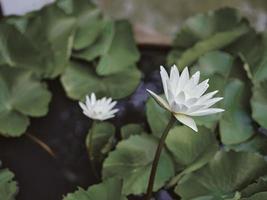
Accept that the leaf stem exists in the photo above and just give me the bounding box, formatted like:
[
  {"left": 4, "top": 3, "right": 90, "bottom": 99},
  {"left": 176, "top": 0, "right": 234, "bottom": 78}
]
[
  {"left": 145, "top": 115, "right": 176, "bottom": 200},
  {"left": 87, "top": 121, "right": 100, "bottom": 180}
]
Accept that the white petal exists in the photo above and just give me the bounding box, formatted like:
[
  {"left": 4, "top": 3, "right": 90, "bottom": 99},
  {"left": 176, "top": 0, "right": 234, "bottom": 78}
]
[
  {"left": 189, "top": 108, "right": 225, "bottom": 116},
  {"left": 196, "top": 90, "right": 218, "bottom": 105},
  {"left": 160, "top": 66, "right": 170, "bottom": 99},
  {"left": 147, "top": 89, "right": 170, "bottom": 111},
  {"left": 174, "top": 114, "right": 198, "bottom": 132},
  {"left": 79, "top": 102, "right": 88, "bottom": 112},
  {"left": 175, "top": 91, "right": 186, "bottom": 104},
  {"left": 185, "top": 98, "right": 198, "bottom": 106},
  {"left": 203, "top": 97, "right": 223, "bottom": 109},
  {"left": 178, "top": 67, "right": 189, "bottom": 90},
  {"left": 91, "top": 93, "right": 96, "bottom": 105},
  {"left": 195, "top": 79, "right": 209, "bottom": 97},
  {"left": 192, "top": 71, "right": 200, "bottom": 85}
]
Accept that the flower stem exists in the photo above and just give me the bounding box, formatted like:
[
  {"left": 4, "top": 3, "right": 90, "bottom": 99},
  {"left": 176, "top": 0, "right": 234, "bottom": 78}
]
[
  {"left": 145, "top": 115, "right": 176, "bottom": 200},
  {"left": 87, "top": 121, "right": 100, "bottom": 180}
]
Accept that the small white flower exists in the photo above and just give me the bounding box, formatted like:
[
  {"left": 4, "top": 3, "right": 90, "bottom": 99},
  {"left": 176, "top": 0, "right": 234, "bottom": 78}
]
[
  {"left": 79, "top": 93, "right": 119, "bottom": 121},
  {"left": 147, "top": 65, "right": 224, "bottom": 132}
]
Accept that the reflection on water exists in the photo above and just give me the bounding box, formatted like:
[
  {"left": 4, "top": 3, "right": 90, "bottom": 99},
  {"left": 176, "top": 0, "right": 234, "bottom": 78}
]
[{"left": 97, "top": 0, "right": 267, "bottom": 43}]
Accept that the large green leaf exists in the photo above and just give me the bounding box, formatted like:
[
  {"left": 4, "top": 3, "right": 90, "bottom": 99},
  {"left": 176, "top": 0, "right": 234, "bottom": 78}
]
[
  {"left": 95, "top": 20, "right": 140, "bottom": 76},
  {"left": 63, "top": 178, "right": 126, "bottom": 200},
  {"left": 251, "top": 81, "right": 267, "bottom": 129},
  {"left": 0, "top": 23, "right": 40, "bottom": 68},
  {"left": 175, "top": 151, "right": 267, "bottom": 200},
  {"left": 0, "top": 67, "right": 51, "bottom": 137},
  {"left": 166, "top": 126, "right": 218, "bottom": 171},
  {"left": 165, "top": 126, "right": 218, "bottom": 188},
  {"left": 102, "top": 134, "right": 175, "bottom": 195},
  {"left": 241, "top": 177, "right": 267, "bottom": 198},
  {"left": 173, "top": 8, "right": 243, "bottom": 48},
  {"left": 72, "top": 20, "right": 115, "bottom": 62},
  {"left": 85, "top": 122, "right": 115, "bottom": 162},
  {"left": 120, "top": 123, "right": 143, "bottom": 139},
  {"left": 242, "top": 192, "right": 267, "bottom": 200},
  {"left": 58, "top": 0, "right": 104, "bottom": 50},
  {"left": 0, "top": 168, "right": 18, "bottom": 200},
  {"left": 146, "top": 96, "right": 171, "bottom": 138},
  {"left": 219, "top": 79, "right": 254, "bottom": 145},
  {"left": 24, "top": 4, "right": 76, "bottom": 78},
  {"left": 60, "top": 61, "right": 141, "bottom": 100}
]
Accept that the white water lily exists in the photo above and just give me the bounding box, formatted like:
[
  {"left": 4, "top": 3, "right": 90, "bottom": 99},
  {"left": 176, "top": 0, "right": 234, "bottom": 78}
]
[
  {"left": 147, "top": 65, "right": 224, "bottom": 132},
  {"left": 79, "top": 93, "right": 119, "bottom": 121}
]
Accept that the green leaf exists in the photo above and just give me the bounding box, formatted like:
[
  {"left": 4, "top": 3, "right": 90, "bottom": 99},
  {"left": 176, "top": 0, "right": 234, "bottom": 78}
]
[
  {"left": 241, "top": 177, "right": 267, "bottom": 198},
  {"left": 102, "top": 135, "right": 175, "bottom": 195},
  {"left": 251, "top": 81, "right": 267, "bottom": 129},
  {"left": 120, "top": 123, "right": 143, "bottom": 139},
  {"left": 0, "top": 67, "right": 51, "bottom": 137},
  {"left": 72, "top": 20, "right": 115, "bottom": 62},
  {"left": 96, "top": 20, "right": 140, "bottom": 76},
  {"left": 0, "top": 168, "right": 18, "bottom": 200},
  {"left": 63, "top": 178, "right": 126, "bottom": 200},
  {"left": 0, "top": 23, "right": 41, "bottom": 68},
  {"left": 242, "top": 192, "right": 267, "bottom": 200},
  {"left": 166, "top": 126, "right": 218, "bottom": 170},
  {"left": 175, "top": 151, "right": 267, "bottom": 199},
  {"left": 165, "top": 126, "right": 218, "bottom": 188},
  {"left": 174, "top": 7, "right": 243, "bottom": 48},
  {"left": 219, "top": 79, "right": 254, "bottom": 145},
  {"left": 24, "top": 4, "right": 76, "bottom": 78},
  {"left": 146, "top": 96, "right": 171, "bottom": 138},
  {"left": 60, "top": 61, "right": 141, "bottom": 100},
  {"left": 86, "top": 122, "right": 115, "bottom": 161},
  {"left": 176, "top": 23, "right": 248, "bottom": 69}
]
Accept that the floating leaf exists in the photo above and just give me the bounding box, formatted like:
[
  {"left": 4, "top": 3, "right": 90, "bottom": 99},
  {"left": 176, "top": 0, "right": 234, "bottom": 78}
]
[
  {"left": 220, "top": 79, "right": 254, "bottom": 145},
  {"left": 95, "top": 20, "right": 140, "bottom": 76},
  {"left": 146, "top": 96, "right": 171, "bottom": 138},
  {"left": 60, "top": 61, "right": 141, "bottom": 100},
  {"left": 242, "top": 192, "right": 267, "bottom": 200},
  {"left": 102, "top": 135, "right": 175, "bottom": 195},
  {"left": 24, "top": 4, "right": 76, "bottom": 78},
  {"left": 86, "top": 122, "right": 115, "bottom": 162},
  {"left": 72, "top": 20, "right": 114, "bottom": 62},
  {"left": 174, "top": 8, "right": 243, "bottom": 48},
  {"left": 165, "top": 126, "right": 218, "bottom": 188},
  {"left": 175, "top": 151, "right": 267, "bottom": 199},
  {"left": 63, "top": 178, "right": 126, "bottom": 200},
  {"left": 241, "top": 177, "right": 267, "bottom": 198},
  {"left": 120, "top": 123, "right": 143, "bottom": 139},
  {"left": 0, "top": 67, "right": 51, "bottom": 137},
  {"left": 0, "top": 168, "right": 18, "bottom": 200}
]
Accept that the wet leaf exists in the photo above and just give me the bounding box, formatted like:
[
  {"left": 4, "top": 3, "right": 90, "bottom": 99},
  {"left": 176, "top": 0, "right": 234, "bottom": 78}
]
[
  {"left": 175, "top": 151, "right": 267, "bottom": 199},
  {"left": 0, "top": 67, "right": 52, "bottom": 137},
  {"left": 60, "top": 61, "right": 141, "bottom": 100},
  {"left": 120, "top": 123, "right": 143, "bottom": 139},
  {"left": 102, "top": 135, "right": 175, "bottom": 195},
  {"left": 0, "top": 168, "right": 18, "bottom": 200},
  {"left": 220, "top": 79, "right": 254, "bottom": 145},
  {"left": 63, "top": 178, "right": 126, "bottom": 200}
]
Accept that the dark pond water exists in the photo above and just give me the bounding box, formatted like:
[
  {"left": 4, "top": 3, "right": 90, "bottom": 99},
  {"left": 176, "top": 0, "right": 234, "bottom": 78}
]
[{"left": 0, "top": 46, "right": 171, "bottom": 200}]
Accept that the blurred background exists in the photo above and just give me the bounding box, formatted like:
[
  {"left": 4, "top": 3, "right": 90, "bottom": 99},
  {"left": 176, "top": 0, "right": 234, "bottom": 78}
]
[{"left": 1, "top": 0, "right": 267, "bottom": 45}]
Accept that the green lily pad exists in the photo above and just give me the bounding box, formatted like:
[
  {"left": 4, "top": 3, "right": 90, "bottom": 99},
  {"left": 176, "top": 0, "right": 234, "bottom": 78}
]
[
  {"left": 175, "top": 151, "right": 267, "bottom": 199},
  {"left": 241, "top": 177, "right": 267, "bottom": 198},
  {"left": 60, "top": 61, "right": 141, "bottom": 100},
  {"left": 0, "top": 168, "right": 18, "bottom": 200},
  {"left": 174, "top": 8, "right": 243, "bottom": 48},
  {"left": 0, "top": 67, "right": 52, "bottom": 137},
  {"left": 251, "top": 81, "right": 267, "bottom": 129},
  {"left": 85, "top": 122, "right": 115, "bottom": 162},
  {"left": 96, "top": 20, "right": 140, "bottom": 76},
  {"left": 165, "top": 126, "right": 218, "bottom": 188},
  {"left": 242, "top": 192, "right": 267, "bottom": 200},
  {"left": 146, "top": 96, "right": 171, "bottom": 138},
  {"left": 220, "top": 79, "right": 254, "bottom": 145},
  {"left": 102, "top": 134, "right": 175, "bottom": 195},
  {"left": 120, "top": 123, "right": 143, "bottom": 139},
  {"left": 24, "top": 4, "right": 76, "bottom": 78},
  {"left": 63, "top": 178, "right": 126, "bottom": 200},
  {"left": 72, "top": 20, "right": 114, "bottom": 62}
]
